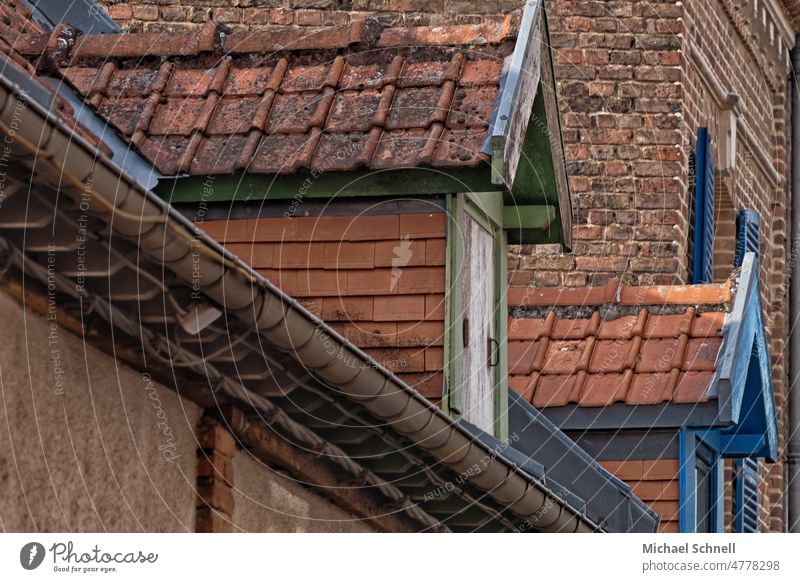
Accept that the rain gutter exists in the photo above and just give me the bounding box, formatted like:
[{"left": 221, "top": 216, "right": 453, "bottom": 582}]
[{"left": 0, "top": 70, "right": 600, "bottom": 533}]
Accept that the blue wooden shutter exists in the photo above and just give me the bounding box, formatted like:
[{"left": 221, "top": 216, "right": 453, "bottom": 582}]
[
  {"left": 734, "top": 209, "right": 760, "bottom": 268},
  {"left": 734, "top": 458, "right": 760, "bottom": 532},
  {"left": 732, "top": 209, "right": 761, "bottom": 532},
  {"left": 692, "top": 128, "right": 715, "bottom": 283}
]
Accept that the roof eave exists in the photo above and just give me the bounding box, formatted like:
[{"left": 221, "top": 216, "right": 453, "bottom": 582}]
[{"left": 0, "top": 68, "right": 599, "bottom": 533}]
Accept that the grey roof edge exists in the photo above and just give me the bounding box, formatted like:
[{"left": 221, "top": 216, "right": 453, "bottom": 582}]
[
  {"left": 507, "top": 391, "right": 660, "bottom": 532},
  {"left": 21, "top": 0, "right": 122, "bottom": 34},
  {"left": 0, "top": 71, "right": 599, "bottom": 533}
]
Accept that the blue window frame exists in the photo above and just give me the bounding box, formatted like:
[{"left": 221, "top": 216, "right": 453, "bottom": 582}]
[{"left": 679, "top": 429, "right": 724, "bottom": 532}]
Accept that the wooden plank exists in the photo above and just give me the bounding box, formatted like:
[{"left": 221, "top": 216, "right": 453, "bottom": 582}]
[
  {"left": 157, "top": 167, "right": 495, "bottom": 204},
  {"left": 460, "top": 212, "right": 495, "bottom": 433},
  {"left": 502, "top": 204, "right": 556, "bottom": 230},
  {"left": 489, "top": 1, "right": 543, "bottom": 189}
]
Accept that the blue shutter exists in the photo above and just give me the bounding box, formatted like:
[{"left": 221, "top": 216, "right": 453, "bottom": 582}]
[
  {"left": 692, "top": 128, "right": 715, "bottom": 283},
  {"left": 734, "top": 458, "right": 760, "bottom": 532},
  {"left": 734, "top": 209, "right": 760, "bottom": 268},
  {"left": 732, "top": 211, "right": 761, "bottom": 532}
]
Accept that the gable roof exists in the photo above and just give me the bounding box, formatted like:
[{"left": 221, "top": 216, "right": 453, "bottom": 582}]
[
  {"left": 9, "top": 16, "right": 518, "bottom": 177},
  {"left": 1, "top": 6, "right": 638, "bottom": 530},
  {"left": 509, "top": 259, "right": 778, "bottom": 461}
]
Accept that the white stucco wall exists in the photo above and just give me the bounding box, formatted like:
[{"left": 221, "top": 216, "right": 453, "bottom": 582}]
[
  {"left": 0, "top": 292, "right": 201, "bottom": 532},
  {"left": 231, "top": 451, "right": 374, "bottom": 532}
]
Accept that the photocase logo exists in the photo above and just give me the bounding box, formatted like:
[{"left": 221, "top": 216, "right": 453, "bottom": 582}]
[
  {"left": 390, "top": 236, "right": 413, "bottom": 291},
  {"left": 20, "top": 542, "right": 46, "bottom": 570}
]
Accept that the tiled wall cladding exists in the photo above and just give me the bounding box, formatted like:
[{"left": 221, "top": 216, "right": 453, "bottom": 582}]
[{"left": 201, "top": 212, "right": 447, "bottom": 401}]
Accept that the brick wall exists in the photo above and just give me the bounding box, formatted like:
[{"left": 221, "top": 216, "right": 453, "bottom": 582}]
[
  {"left": 96, "top": 0, "right": 793, "bottom": 532},
  {"left": 99, "top": 0, "right": 520, "bottom": 30}
]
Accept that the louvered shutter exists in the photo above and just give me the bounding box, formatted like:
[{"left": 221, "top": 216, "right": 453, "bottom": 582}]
[
  {"left": 692, "top": 128, "right": 715, "bottom": 283},
  {"left": 732, "top": 209, "right": 761, "bottom": 532},
  {"left": 734, "top": 209, "right": 760, "bottom": 268},
  {"left": 734, "top": 458, "right": 760, "bottom": 532}
]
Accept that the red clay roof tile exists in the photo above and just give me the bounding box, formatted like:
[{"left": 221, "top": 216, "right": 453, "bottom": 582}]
[
  {"left": 447, "top": 86, "right": 498, "bottom": 129},
  {"left": 507, "top": 275, "right": 735, "bottom": 409},
  {"left": 31, "top": 18, "right": 515, "bottom": 177},
  {"left": 326, "top": 89, "right": 385, "bottom": 133}
]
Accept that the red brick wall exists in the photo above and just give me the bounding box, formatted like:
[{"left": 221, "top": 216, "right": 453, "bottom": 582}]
[
  {"left": 201, "top": 210, "right": 447, "bottom": 402},
  {"left": 99, "top": 0, "right": 520, "bottom": 30},
  {"left": 97, "top": 0, "right": 792, "bottom": 532}
]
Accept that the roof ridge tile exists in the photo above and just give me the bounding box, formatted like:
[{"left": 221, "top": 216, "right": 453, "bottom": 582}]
[{"left": 224, "top": 21, "right": 369, "bottom": 54}]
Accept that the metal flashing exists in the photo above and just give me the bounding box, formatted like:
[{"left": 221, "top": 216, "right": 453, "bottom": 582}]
[
  {"left": 21, "top": 0, "right": 122, "bottom": 33},
  {"left": 508, "top": 391, "right": 660, "bottom": 532},
  {"left": 540, "top": 401, "right": 722, "bottom": 431}
]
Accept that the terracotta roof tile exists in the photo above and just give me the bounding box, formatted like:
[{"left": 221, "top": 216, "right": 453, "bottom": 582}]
[
  {"left": 674, "top": 371, "right": 715, "bottom": 403},
  {"left": 531, "top": 374, "right": 574, "bottom": 408},
  {"left": 371, "top": 128, "right": 431, "bottom": 169},
  {"left": 385, "top": 85, "right": 451, "bottom": 130},
  {"left": 326, "top": 89, "right": 383, "bottom": 133},
  {"left": 96, "top": 98, "right": 144, "bottom": 136},
  {"left": 151, "top": 98, "right": 209, "bottom": 136},
  {"left": 28, "top": 19, "right": 515, "bottom": 177},
  {"left": 190, "top": 134, "right": 253, "bottom": 175},
  {"left": 312, "top": 132, "right": 371, "bottom": 172},
  {"left": 542, "top": 340, "right": 590, "bottom": 375},
  {"left": 507, "top": 276, "right": 736, "bottom": 409},
  {"left": 682, "top": 338, "right": 722, "bottom": 371},
  {"left": 208, "top": 96, "right": 264, "bottom": 134},
  {"left": 581, "top": 371, "right": 631, "bottom": 407},
  {"left": 447, "top": 86, "right": 498, "bottom": 129},
  {"left": 164, "top": 67, "right": 215, "bottom": 97},
  {"left": 459, "top": 59, "right": 505, "bottom": 87},
  {"left": 432, "top": 128, "right": 489, "bottom": 167}
]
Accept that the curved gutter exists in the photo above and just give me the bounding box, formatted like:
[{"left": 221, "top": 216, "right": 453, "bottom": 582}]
[{"left": 0, "top": 74, "right": 598, "bottom": 533}]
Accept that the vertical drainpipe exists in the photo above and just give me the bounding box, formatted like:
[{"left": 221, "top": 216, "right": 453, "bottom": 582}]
[{"left": 790, "top": 37, "right": 800, "bottom": 533}]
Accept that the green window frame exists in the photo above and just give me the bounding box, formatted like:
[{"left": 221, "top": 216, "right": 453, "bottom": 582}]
[{"left": 443, "top": 192, "right": 508, "bottom": 441}]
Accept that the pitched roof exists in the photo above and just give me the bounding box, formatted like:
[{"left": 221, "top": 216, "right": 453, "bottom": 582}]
[
  {"left": 508, "top": 277, "right": 733, "bottom": 409},
  {"left": 9, "top": 17, "right": 519, "bottom": 176}
]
